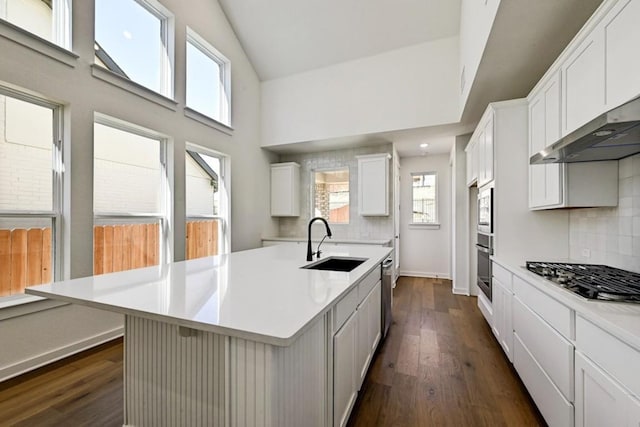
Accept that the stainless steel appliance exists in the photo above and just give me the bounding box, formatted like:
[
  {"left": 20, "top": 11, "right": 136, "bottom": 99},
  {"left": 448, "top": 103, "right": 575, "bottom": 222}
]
[
  {"left": 530, "top": 95, "right": 640, "bottom": 164},
  {"left": 526, "top": 262, "right": 640, "bottom": 303},
  {"left": 478, "top": 186, "right": 493, "bottom": 234},
  {"left": 381, "top": 256, "right": 393, "bottom": 338},
  {"left": 476, "top": 233, "right": 493, "bottom": 301}
]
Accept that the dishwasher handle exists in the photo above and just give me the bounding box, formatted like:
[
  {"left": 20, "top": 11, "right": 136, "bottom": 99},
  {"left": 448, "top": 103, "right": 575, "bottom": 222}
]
[{"left": 382, "top": 258, "right": 393, "bottom": 269}]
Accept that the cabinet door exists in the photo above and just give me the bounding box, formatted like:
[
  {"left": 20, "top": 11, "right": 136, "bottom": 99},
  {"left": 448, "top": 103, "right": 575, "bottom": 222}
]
[
  {"left": 562, "top": 28, "right": 606, "bottom": 135},
  {"left": 357, "top": 155, "right": 389, "bottom": 216},
  {"left": 483, "top": 116, "right": 494, "bottom": 184},
  {"left": 604, "top": 0, "right": 640, "bottom": 108},
  {"left": 466, "top": 140, "right": 478, "bottom": 186},
  {"left": 334, "top": 311, "right": 357, "bottom": 427},
  {"left": 477, "top": 128, "right": 487, "bottom": 187},
  {"left": 491, "top": 279, "right": 513, "bottom": 362},
  {"left": 271, "top": 163, "right": 300, "bottom": 217},
  {"left": 356, "top": 283, "right": 381, "bottom": 389},
  {"left": 575, "top": 351, "right": 627, "bottom": 427}
]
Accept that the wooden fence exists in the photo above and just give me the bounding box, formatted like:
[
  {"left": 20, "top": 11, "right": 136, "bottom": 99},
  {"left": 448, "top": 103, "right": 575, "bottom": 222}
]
[
  {"left": 0, "top": 228, "right": 52, "bottom": 298},
  {"left": 0, "top": 219, "right": 220, "bottom": 297}
]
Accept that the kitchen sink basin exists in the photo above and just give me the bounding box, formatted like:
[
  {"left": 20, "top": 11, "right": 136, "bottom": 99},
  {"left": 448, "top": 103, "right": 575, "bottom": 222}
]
[{"left": 302, "top": 256, "right": 368, "bottom": 272}]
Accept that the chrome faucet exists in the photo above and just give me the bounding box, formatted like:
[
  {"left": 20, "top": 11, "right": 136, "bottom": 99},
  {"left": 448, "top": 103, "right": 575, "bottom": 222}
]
[{"left": 307, "top": 217, "right": 332, "bottom": 261}]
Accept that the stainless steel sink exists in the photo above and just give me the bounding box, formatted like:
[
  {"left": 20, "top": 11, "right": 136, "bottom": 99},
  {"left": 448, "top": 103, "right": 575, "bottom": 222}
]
[{"left": 302, "top": 256, "right": 367, "bottom": 272}]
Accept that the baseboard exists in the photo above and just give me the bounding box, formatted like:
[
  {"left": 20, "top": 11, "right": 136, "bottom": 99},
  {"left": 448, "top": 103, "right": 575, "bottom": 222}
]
[
  {"left": 0, "top": 326, "right": 124, "bottom": 382},
  {"left": 399, "top": 270, "right": 451, "bottom": 280},
  {"left": 452, "top": 287, "right": 470, "bottom": 296}
]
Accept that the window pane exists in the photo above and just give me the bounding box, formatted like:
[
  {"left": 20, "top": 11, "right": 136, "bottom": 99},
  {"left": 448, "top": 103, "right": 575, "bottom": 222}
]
[
  {"left": 4, "top": 0, "right": 53, "bottom": 42},
  {"left": 94, "top": 123, "right": 162, "bottom": 214},
  {"left": 95, "top": 0, "right": 163, "bottom": 92},
  {"left": 186, "top": 41, "right": 223, "bottom": 121},
  {"left": 186, "top": 151, "right": 226, "bottom": 259},
  {"left": 314, "top": 169, "right": 349, "bottom": 224},
  {"left": 0, "top": 94, "right": 53, "bottom": 211},
  {"left": 93, "top": 219, "right": 160, "bottom": 275},
  {"left": 412, "top": 173, "right": 436, "bottom": 223},
  {"left": 0, "top": 217, "right": 54, "bottom": 297}
]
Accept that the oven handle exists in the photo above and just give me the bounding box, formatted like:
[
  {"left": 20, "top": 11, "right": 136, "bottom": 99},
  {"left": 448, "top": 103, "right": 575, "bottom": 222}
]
[{"left": 476, "top": 244, "right": 491, "bottom": 254}]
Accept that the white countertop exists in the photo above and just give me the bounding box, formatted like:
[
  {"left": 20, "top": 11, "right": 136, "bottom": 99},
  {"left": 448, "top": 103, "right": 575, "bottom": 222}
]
[
  {"left": 262, "top": 236, "right": 392, "bottom": 246},
  {"left": 492, "top": 256, "right": 640, "bottom": 352},
  {"left": 26, "top": 245, "right": 392, "bottom": 346}
]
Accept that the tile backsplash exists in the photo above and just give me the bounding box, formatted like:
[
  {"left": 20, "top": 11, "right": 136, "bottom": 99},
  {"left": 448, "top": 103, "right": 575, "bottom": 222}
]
[
  {"left": 277, "top": 145, "right": 394, "bottom": 241},
  {"left": 570, "top": 154, "right": 640, "bottom": 272}
]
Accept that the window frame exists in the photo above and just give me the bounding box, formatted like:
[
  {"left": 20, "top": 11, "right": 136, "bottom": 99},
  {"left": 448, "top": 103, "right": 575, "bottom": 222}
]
[
  {"left": 93, "top": 0, "right": 175, "bottom": 98},
  {"left": 0, "top": 85, "right": 64, "bottom": 302},
  {"left": 311, "top": 167, "right": 350, "bottom": 225},
  {"left": 93, "top": 113, "right": 172, "bottom": 268},
  {"left": 410, "top": 171, "right": 438, "bottom": 226},
  {"left": 0, "top": 0, "right": 72, "bottom": 49},
  {"left": 185, "top": 144, "right": 230, "bottom": 256},
  {"left": 185, "top": 27, "right": 231, "bottom": 126}
]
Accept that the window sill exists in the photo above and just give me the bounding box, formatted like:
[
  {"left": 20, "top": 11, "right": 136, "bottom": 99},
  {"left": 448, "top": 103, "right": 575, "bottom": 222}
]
[
  {"left": 0, "top": 294, "right": 68, "bottom": 321},
  {"left": 91, "top": 65, "right": 178, "bottom": 111},
  {"left": 184, "top": 107, "right": 233, "bottom": 136},
  {"left": 0, "top": 19, "right": 78, "bottom": 67},
  {"left": 409, "top": 223, "right": 440, "bottom": 230}
]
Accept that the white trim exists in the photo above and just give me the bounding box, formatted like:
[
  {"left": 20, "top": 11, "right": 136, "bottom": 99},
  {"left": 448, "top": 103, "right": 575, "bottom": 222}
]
[
  {"left": 399, "top": 271, "right": 451, "bottom": 280},
  {"left": 0, "top": 18, "right": 77, "bottom": 67},
  {"left": 0, "top": 295, "right": 66, "bottom": 317},
  {"left": 408, "top": 223, "right": 440, "bottom": 230},
  {"left": 0, "top": 327, "right": 123, "bottom": 382},
  {"left": 185, "top": 27, "right": 232, "bottom": 126},
  {"left": 52, "top": 0, "right": 72, "bottom": 49},
  {"left": 91, "top": 65, "right": 178, "bottom": 111},
  {"left": 184, "top": 107, "right": 234, "bottom": 136}
]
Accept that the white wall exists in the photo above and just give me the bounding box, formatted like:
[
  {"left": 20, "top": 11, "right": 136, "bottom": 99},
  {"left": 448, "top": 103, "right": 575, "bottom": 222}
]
[
  {"left": 459, "top": 0, "right": 500, "bottom": 111},
  {"left": 399, "top": 153, "right": 452, "bottom": 278},
  {"left": 569, "top": 154, "right": 640, "bottom": 272},
  {"left": 451, "top": 134, "right": 471, "bottom": 294},
  {"left": 261, "top": 37, "right": 460, "bottom": 147},
  {"left": 0, "top": 0, "right": 277, "bottom": 380}
]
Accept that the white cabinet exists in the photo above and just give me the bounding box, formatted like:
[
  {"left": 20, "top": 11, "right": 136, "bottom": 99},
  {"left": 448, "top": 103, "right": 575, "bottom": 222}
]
[
  {"left": 561, "top": 26, "right": 606, "bottom": 136},
  {"left": 465, "top": 139, "right": 478, "bottom": 186},
  {"left": 604, "top": 0, "right": 640, "bottom": 108},
  {"left": 356, "top": 154, "right": 390, "bottom": 216},
  {"left": 474, "top": 112, "right": 494, "bottom": 188},
  {"left": 333, "top": 311, "right": 357, "bottom": 427},
  {"left": 575, "top": 351, "right": 628, "bottom": 427},
  {"left": 270, "top": 162, "right": 300, "bottom": 217},
  {"left": 356, "top": 283, "right": 381, "bottom": 388},
  {"left": 491, "top": 263, "right": 513, "bottom": 362}
]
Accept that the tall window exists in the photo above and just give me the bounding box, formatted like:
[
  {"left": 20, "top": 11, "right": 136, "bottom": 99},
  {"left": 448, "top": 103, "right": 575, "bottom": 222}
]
[
  {"left": 0, "top": 0, "right": 72, "bottom": 48},
  {"left": 314, "top": 168, "right": 349, "bottom": 224},
  {"left": 0, "top": 88, "right": 62, "bottom": 298},
  {"left": 411, "top": 172, "right": 437, "bottom": 224},
  {"left": 94, "top": 0, "right": 173, "bottom": 96},
  {"left": 93, "top": 118, "right": 168, "bottom": 274},
  {"left": 186, "top": 28, "right": 231, "bottom": 125},
  {"left": 185, "top": 147, "right": 229, "bottom": 259}
]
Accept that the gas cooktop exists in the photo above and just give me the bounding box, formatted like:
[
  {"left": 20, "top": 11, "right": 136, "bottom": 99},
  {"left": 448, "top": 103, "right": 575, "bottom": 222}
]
[{"left": 526, "top": 261, "right": 640, "bottom": 303}]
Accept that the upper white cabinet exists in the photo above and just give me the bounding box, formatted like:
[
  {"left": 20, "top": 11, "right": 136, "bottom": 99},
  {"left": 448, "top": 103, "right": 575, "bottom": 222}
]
[
  {"left": 270, "top": 162, "right": 300, "bottom": 217},
  {"left": 604, "top": 0, "right": 640, "bottom": 108},
  {"left": 561, "top": 27, "right": 606, "bottom": 136},
  {"left": 356, "top": 154, "right": 390, "bottom": 216},
  {"left": 465, "top": 138, "right": 478, "bottom": 186}
]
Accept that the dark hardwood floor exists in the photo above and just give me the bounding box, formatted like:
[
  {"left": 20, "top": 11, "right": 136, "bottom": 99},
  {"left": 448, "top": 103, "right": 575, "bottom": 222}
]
[{"left": 0, "top": 277, "right": 545, "bottom": 426}]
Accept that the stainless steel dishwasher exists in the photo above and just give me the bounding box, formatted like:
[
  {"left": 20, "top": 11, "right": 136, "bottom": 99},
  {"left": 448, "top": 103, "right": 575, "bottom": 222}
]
[{"left": 381, "top": 256, "right": 393, "bottom": 339}]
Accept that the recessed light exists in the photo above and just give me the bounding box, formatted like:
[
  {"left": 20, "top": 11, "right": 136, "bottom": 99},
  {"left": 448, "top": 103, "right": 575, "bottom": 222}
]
[{"left": 420, "top": 143, "right": 429, "bottom": 148}]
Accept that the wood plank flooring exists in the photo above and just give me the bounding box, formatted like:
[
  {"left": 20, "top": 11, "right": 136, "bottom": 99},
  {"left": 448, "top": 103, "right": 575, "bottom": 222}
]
[{"left": 0, "top": 276, "right": 546, "bottom": 426}]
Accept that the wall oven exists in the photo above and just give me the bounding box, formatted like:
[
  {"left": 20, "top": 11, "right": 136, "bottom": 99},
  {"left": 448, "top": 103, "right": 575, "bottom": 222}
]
[{"left": 476, "top": 185, "right": 493, "bottom": 300}]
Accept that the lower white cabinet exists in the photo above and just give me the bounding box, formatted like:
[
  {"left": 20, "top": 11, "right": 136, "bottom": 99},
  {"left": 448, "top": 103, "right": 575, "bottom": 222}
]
[
  {"left": 575, "top": 351, "right": 628, "bottom": 427},
  {"left": 333, "top": 277, "right": 382, "bottom": 427},
  {"left": 491, "top": 276, "right": 513, "bottom": 362},
  {"left": 334, "top": 311, "right": 357, "bottom": 427}
]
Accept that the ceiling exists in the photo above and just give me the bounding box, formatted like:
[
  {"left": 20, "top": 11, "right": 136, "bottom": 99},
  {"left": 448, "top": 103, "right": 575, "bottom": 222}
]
[
  {"left": 218, "top": 0, "right": 461, "bottom": 81},
  {"left": 219, "top": 0, "right": 604, "bottom": 158}
]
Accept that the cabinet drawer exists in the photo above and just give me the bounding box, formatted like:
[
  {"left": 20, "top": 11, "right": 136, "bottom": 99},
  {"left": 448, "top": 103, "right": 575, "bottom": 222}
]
[
  {"left": 513, "top": 275, "right": 573, "bottom": 339},
  {"left": 358, "top": 267, "right": 381, "bottom": 301},
  {"left": 334, "top": 286, "right": 359, "bottom": 332},
  {"left": 492, "top": 262, "right": 512, "bottom": 291},
  {"left": 514, "top": 334, "right": 574, "bottom": 427},
  {"left": 513, "top": 297, "right": 574, "bottom": 401},
  {"left": 576, "top": 315, "right": 640, "bottom": 398}
]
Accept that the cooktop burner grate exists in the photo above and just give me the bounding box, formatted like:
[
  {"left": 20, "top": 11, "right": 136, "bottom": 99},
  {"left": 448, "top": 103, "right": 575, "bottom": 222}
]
[{"left": 525, "top": 262, "right": 640, "bottom": 303}]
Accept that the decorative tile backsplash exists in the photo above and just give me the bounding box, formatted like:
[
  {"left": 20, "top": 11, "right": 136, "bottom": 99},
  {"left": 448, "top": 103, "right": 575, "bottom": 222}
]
[
  {"left": 277, "top": 145, "right": 394, "bottom": 241},
  {"left": 569, "top": 154, "right": 640, "bottom": 272}
]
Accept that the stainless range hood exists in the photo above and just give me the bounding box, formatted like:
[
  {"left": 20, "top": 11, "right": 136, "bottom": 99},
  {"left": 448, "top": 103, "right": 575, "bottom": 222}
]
[{"left": 530, "top": 96, "right": 640, "bottom": 164}]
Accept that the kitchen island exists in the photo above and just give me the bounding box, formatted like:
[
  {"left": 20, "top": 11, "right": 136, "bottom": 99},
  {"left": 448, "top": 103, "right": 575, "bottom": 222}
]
[{"left": 26, "top": 244, "right": 392, "bottom": 427}]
